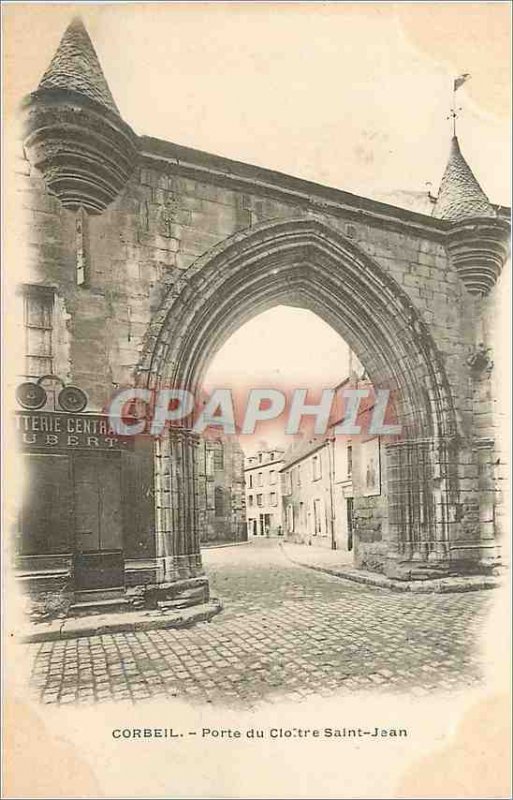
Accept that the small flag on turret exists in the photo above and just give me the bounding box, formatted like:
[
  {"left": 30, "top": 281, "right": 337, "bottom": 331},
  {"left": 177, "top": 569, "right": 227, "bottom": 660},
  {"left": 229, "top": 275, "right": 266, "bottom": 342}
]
[{"left": 454, "top": 73, "right": 471, "bottom": 91}]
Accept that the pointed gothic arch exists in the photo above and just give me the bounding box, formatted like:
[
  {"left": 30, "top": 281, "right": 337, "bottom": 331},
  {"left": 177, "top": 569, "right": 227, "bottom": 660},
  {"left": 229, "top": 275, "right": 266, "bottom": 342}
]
[
  {"left": 138, "top": 218, "right": 462, "bottom": 582},
  {"left": 138, "top": 217, "right": 457, "bottom": 440},
  {"left": 15, "top": 11, "right": 510, "bottom": 618}
]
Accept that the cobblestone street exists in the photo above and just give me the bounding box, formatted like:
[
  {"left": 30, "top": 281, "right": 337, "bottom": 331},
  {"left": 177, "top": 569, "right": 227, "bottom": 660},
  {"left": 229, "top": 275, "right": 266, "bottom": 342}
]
[{"left": 27, "top": 541, "right": 492, "bottom": 707}]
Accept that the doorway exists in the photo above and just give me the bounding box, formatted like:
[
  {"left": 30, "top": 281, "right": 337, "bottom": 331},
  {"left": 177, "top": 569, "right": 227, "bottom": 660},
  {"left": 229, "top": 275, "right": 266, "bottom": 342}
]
[
  {"left": 73, "top": 453, "right": 124, "bottom": 592},
  {"left": 140, "top": 217, "right": 459, "bottom": 582},
  {"left": 346, "top": 497, "right": 354, "bottom": 552},
  {"left": 259, "top": 513, "right": 271, "bottom": 536}
]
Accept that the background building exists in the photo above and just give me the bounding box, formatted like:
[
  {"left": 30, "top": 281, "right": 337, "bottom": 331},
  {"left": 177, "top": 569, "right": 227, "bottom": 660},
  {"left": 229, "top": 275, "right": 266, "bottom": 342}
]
[
  {"left": 280, "top": 439, "right": 334, "bottom": 548},
  {"left": 198, "top": 437, "right": 247, "bottom": 546},
  {"left": 244, "top": 449, "right": 285, "bottom": 537},
  {"left": 333, "top": 374, "right": 390, "bottom": 572},
  {"left": 281, "top": 369, "right": 390, "bottom": 565}
]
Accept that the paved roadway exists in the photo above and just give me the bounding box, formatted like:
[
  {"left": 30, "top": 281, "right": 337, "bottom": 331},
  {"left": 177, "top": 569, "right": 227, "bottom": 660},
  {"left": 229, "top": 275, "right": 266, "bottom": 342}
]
[{"left": 27, "top": 540, "right": 491, "bottom": 707}]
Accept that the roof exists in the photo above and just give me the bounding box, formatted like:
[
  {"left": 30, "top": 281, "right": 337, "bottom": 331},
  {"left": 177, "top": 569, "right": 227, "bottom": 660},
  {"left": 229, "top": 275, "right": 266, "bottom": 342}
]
[
  {"left": 279, "top": 438, "right": 331, "bottom": 471},
  {"left": 373, "top": 189, "right": 436, "bottom": 216},
  {"left": 432, "top": 137, "right": 495, "bottom": 222},
  {"left": 244, "top": 458, "right": 284, "bottom": 472},
  {"left": 38, "top": 17, "right": 119, "bottom": 115}
]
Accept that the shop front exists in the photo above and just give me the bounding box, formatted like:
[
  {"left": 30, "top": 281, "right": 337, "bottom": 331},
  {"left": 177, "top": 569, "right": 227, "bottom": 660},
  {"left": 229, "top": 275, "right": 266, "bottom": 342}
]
[{"left": 15, "top": 410, "right": 156, "bottom": 614}]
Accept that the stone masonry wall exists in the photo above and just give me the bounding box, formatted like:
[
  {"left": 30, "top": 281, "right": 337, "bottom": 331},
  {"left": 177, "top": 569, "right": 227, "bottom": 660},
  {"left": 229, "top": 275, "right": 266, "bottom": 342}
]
[
  {"left": 351, "top": 441, "right": 389, "bottom": 574},
  {"left": 17, "top": 144, "right": 476, "bottom": 422},
  {"left": 15, "top": 136, "right": 493, "bottom": 569}
]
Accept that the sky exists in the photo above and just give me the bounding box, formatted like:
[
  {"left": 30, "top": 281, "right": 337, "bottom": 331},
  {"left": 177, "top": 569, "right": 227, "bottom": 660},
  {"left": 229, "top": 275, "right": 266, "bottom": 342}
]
[
  {"left": 204, "top": 307, "right": 351, "bottom": 388},
  {"left": 202, "top": 306, "right": 351, "bottom": 453},
  {"left": 4, "top": 3, "right": 510, "bottom": 455},
  {"left": 4, "top": 4, "right": 510, "bottom": 204}
]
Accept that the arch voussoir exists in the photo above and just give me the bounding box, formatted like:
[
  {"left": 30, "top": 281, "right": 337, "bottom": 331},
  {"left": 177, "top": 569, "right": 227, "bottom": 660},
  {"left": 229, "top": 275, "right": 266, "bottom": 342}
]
[{"left": 138, "top": 217, "right": 463, "bottom": 582}]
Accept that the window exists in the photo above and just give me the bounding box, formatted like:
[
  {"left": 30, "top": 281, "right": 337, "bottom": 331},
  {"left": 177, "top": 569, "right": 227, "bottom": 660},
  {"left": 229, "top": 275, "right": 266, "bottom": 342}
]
[
  {"left": 313, "top": 498, "right": 324, "bottom": 535},
  {"left": 258, "top": 472, "right": 264, "bottom": 487},
  {"left": 287, "top": 505, "right": 294, "bottom": 533},
  {"left": 312, "top": 454, "right": 322, "bottom": 481},
  {"left": 281, "top": 471, "right": 291, "bottom": 496},
  {"left": 270, "top": 452, "right": 275, "bottom": 460},
  {"left": 248, "top": 494, "right": 254, "bottom": 507},
  {"left": 213, "top": 445, "right": 224, "bottom": 471},
  {"left": 258, "top": 453, "right": 263, "bottom": 463},
  {"left": 214, "top": 487, "right": 225, "bottom": 517},
  {"left": 256, "top": 494, "right": 263, "bottom": 507},
  {"left": 269, "top": 470, "right": 276, "bottom": 485},
  {"left": 76, "top": 207, "right": 87, "bottom": 286},
  {"left": 347, "top": 445, "right": 353, "bottom": 478},
  {"left": 248, "top": 473, "right": 253, "bottom": 488},
  {"left": 270, "top": 492, "right": 277, "bottom": 507},
  {"left": 23, "top": 286, "right": 54, "bottom": 379},
  {"left": 296, "top": 465, "right": 301, "bottom": 486}
]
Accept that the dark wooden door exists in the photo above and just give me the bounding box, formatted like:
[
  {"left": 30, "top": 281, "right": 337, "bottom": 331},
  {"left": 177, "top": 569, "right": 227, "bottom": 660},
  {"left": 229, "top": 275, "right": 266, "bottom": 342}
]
[
  {"left": 73, "top": 454, "right": 122, "bottom": 553},
  {"left": 73, "top": 454, "right": 124, "bottom": 591}
]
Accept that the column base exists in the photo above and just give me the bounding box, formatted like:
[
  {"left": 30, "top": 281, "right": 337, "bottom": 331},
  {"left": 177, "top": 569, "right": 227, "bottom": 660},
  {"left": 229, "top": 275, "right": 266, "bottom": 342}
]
[
  {"left": 136, "top": 576, "right": 210, "bottom": 610},
  {"left": 385, "top": 553, "right": 501, "bottom": 581},
  {"left": 385, "top": 559, "right": 451, "bottom": 581}
]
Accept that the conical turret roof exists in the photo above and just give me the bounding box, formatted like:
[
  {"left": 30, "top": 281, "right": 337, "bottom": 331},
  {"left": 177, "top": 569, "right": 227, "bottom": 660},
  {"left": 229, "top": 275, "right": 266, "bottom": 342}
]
[
  {"left": 432, "top": 136, "right": 495, "bottom": 221},
  {"left": 38, "top": 17, "right": 119, "bottom": 115}
]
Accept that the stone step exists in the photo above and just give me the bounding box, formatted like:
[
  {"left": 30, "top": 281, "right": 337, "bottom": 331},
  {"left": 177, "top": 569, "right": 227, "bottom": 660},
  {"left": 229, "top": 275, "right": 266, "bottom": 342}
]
[
  {"left": 157, "top": 599, "right": 200, "bottom": 610},
  {"left": 68, "top": 597, "right": 131, "bottom": 617},
  {"left": 157, "top": 590, "right": 205, "bottom": 610},
  {"left": 73, "top": 587, "right": 125, "bottom": 603}
]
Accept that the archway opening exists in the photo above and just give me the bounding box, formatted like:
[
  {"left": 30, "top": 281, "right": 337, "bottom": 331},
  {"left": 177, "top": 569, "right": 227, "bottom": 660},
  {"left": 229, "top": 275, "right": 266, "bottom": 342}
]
[
  {"left": 201, "top": 304, "right": 370, "bottom": 556},
  {"left": 203, "top": 304, "right": 355, "bottom": 451},
  {"left": 139, "top": 218, "right": 459, "bottom": 583}
]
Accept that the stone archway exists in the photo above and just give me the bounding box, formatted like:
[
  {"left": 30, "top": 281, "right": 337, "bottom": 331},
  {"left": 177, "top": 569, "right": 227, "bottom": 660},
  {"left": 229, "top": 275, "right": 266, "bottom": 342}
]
[{"left": 137, "top": 218, "right": 461, "bottom": 583}]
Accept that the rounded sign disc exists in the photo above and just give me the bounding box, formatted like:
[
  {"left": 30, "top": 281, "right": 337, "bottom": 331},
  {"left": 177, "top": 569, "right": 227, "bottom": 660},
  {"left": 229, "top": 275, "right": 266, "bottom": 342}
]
[
  {"left": 58, "top": 385, "right": 88, "bottom": 413},
  {"left": 15, "top": 382, "right": 47, "bottom": 410}
]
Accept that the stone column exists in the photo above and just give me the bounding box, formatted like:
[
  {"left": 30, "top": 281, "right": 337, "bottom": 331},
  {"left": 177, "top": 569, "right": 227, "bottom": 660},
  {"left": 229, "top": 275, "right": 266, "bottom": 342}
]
[
  {"left": 466, "top": 299, "right": 502, "bottom": 569},
  {"left": 152, "top": 426, "right": 209, "bottom": 605},
  {"left": 474, "top": 437, "right": 501, "bottom": 567},
  {"left": 385, "top": 436, "right": 460, "bottom": 579}
]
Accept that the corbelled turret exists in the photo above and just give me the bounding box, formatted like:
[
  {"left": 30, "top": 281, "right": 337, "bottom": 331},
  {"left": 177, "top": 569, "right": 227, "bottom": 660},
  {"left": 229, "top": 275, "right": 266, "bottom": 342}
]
[
  {"left": 433, "top": 136, "right": 509, "bottom": 296},
  {"left": 432, "top": 136, "right": 495, "bottom": 222},
  {"left": 23, "top": 18, "right": 137, "bottom": 214}
]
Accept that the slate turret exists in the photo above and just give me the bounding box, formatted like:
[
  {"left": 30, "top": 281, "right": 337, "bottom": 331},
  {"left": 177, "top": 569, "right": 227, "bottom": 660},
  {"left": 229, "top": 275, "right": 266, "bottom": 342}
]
[
  {"left": 433, "top": 136, "right": 509, "bottom": 295},
  {"left": 23, "top": 18, "right": 137, "bottom": 215}
]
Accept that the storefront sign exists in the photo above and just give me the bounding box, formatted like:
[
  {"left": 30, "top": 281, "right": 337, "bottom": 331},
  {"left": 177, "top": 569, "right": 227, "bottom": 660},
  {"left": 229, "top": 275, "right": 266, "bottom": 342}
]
[{"left": 15, "top": 411, "right": 134, "bottom": 451}]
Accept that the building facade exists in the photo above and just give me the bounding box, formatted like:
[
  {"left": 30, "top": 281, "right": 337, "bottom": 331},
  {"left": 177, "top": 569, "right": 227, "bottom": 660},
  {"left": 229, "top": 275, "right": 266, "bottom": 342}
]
[
  {"left": 281, "top": 440, "right": 334, "bottom": 547},
  {"left": 198, "top": 437, "right": 247, "bottom": 547},
  {"left": 244, "top": 449, "right": 285, "bottom": 537},
  {"left": 9, "top": 18, "right": 510, "bottom": 618},
  {"left": 330, "top": 371, "right": 390, "bottom": 570},
  {"left": 281, "top": 372, "right": 402, "bottom": 569},
  {"left": 281, "top": 430, "right": 387, "bottom": 564}
]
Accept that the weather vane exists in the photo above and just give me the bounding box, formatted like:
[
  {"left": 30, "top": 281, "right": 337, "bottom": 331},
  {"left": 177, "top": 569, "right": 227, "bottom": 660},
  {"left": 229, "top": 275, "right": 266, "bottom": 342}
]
[{"left": 448, "top": 73, "right": 471, "bottom": 136}]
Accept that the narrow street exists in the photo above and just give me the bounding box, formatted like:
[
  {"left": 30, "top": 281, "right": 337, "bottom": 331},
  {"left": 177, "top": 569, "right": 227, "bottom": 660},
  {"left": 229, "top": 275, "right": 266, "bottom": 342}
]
[{"left": 27, "top": 540, "right": 491, "bottom": 707}]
